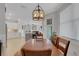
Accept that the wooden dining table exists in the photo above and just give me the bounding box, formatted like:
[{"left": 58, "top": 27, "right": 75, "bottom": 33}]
[{"left": 21, "top": 39, "right": 61, "bottom": 56}]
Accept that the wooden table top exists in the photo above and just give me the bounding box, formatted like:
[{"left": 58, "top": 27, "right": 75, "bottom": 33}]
[
  {"left": 21, "top": 39, "right": 62, "bottom": 56},
  {"left": 22, "top": 39, "right": 53, "bottom": 51}
]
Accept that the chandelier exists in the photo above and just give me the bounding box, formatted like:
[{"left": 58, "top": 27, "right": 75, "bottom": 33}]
[{"left": 32, "top": 4, "right": 45, "bottom": 21}]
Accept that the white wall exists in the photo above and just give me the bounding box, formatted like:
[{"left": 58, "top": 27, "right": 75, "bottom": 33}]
[
  {"left": 60, "top": 4, "right": 79, "bottom": 40},
  {"left": 60, "top": 4, "right": 75, "bottom": 39},
  {"left": 44, "top": 3, "right": 79, "bottom": 40},
  {"left": 72, "top": 4, "right": 79, "bottom": 40},
  {"left": 0, "top": 3, "right": 6, "bottom": 55},
  {"left": 44, "top": 11, "right": 60, "bottom": 39}
]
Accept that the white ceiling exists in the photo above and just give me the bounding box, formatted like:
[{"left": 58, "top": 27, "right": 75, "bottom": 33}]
[{"left": 5, "top": 3, "right": 65, "bottom": 23}]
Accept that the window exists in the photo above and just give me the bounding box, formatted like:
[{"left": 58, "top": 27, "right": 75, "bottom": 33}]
[{"left": 47, "top": 18, "right": 52, "bottom": 25}]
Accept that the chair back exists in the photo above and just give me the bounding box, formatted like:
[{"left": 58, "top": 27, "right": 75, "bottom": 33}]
[
  {"left": 36, "top": 32, "right": 43, "bottom": 39},
  {"left": 57, "top": 37, "right": 70, "bottom": 56},
  {"left": 51, "top": 35, "right": 58, "bottom": 47}
]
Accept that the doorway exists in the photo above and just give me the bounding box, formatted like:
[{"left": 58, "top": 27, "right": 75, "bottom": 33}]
[
  {"left": 47, "top": 25, "right": 52, "bottom": 39},
  {"left": 5, "top": 23, "right": 24, "bottom": 55},
  {"left": 46, "top": 18, "right": 53, "bottom": 39}
]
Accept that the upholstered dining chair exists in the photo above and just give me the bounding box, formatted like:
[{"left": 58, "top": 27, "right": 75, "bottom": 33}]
[{"left": 36, "top": 32, "right": 43, "bottom": 39}]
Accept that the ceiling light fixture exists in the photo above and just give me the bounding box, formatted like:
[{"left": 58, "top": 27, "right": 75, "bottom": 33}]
[{"left": 32, "top": 4, "right": 45, "bottom": 21}]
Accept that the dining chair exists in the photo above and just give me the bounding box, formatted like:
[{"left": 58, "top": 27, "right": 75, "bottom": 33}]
[
  {"left": 51, "top": 36, "right": 70, "bottom": 56},
  {"left": 57, "top": 36, "right": 70, "bottom": 56},
  {"left": 51, "top": 35, "right": 58, "bottom": 47},
  {"left": 36, "top": 32, "right": 43, "bottom": 39},
  {"left": 36, "top": 35, "right": 43, "bottom": 39}
]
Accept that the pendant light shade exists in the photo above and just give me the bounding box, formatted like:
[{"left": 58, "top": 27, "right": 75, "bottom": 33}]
[{"left": 32, "top": 4, "right": 45, "bottom": 21}]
